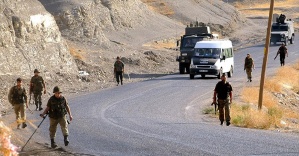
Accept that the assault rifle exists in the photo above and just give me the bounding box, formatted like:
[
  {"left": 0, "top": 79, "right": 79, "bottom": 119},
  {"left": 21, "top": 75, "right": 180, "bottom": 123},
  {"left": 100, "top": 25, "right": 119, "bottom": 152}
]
[{"left": 211, "top": 101, "right": 218, "bottom": 114}]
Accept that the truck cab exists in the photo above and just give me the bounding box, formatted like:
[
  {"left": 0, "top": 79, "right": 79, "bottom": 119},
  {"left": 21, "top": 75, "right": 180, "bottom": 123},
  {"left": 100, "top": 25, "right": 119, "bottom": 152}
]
[{"left": 177, "top": 22, "right": 218, "bottom": 74}]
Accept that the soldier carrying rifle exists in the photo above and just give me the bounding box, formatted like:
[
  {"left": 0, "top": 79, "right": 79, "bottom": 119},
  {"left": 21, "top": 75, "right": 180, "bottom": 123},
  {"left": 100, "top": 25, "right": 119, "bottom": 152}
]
[{"left": 212, "top": 74, "right": 233, "bottom": 126}]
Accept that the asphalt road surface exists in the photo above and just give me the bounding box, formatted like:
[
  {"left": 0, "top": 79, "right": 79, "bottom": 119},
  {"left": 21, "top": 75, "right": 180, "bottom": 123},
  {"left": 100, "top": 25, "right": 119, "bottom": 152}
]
[{"left": 36, "top": 37, "right": 299, "bottom": 156}]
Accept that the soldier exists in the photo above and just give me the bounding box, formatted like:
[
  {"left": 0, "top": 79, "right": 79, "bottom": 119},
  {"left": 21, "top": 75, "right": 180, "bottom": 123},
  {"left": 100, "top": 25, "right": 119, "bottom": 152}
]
[
  {"left": 213, "top": 74, "right": 233, "bottom": 126},
  {"left": 114, "top": 56, "right": 125, "bottom": 86},
  {"left": 244, "top": 53, "right": 255, "bottom": 82},
  {"left": 40, "top": 86, "right": 73, "bottom": 148},
  {"left": 8, "top": 78, "right": 29, "bottom": 129},
  {"left": 274, "top": 42, "right": 288, "bottom": 66},
  {"left": 30, "top": 69, "right": 46, "bottom": 111}
]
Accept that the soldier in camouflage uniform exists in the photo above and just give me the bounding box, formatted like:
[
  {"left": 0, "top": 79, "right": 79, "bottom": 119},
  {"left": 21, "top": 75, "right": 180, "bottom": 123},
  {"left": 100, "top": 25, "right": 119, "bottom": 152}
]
[
  {"left": 244, "top": 53, "right": 255, "bottom": 82},
  {"left": 213, "top": 74, "right": 233, "bottom": 126},
  {"left": 8, "top": 78, "right": 29, "bottom": 129},
  {"left": 30, "top": 69, "right": 46, "bottom": 111},
  {"left": 114, "top": 56, "right": 125, "bottom": 86},
  {"left": 40, "top": 86, "right": 73, "bottom": 148}
]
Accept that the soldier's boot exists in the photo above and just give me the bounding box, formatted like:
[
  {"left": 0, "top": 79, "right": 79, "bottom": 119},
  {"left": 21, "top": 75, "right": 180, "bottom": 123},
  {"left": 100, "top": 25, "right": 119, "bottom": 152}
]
[
  {"left": 51, "top": 139, "right": 58, "bottom": 148},
  {"left": 35, "top": 105, "right": 38, "bottom": 111},
  {"left": 226, "top": 121, "right": 231, "bottom": 126},
  {"left": 64, "top": 135, "right": 69, "bottom": 146},
  {"left": 39, "top": 103, "right": 43, "bottom": 111},
  {"left": 22, "top": 122, "right": 27, "bottom": 128},
  {"left": 220, "top": 121, "right": 224, "bottom": 126}
]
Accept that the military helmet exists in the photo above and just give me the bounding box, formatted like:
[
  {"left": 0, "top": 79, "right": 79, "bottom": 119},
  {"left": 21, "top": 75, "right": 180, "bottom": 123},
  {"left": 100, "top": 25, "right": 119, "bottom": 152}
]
[
  {"left": 34, "top": 69, "right": 40, "bottom": 73},
  {"left": 53, "top": 86, "right": 62, "bottom": 93}
]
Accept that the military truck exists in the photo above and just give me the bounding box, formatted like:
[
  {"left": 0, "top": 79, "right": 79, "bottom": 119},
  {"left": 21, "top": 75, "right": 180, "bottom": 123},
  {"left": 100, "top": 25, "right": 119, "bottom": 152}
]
[
  {"left": 270, "top": 14, "right": 295, "bottom": 45},
  {"left": 176, "top": 22, "right": 218, "bottom": 74}
]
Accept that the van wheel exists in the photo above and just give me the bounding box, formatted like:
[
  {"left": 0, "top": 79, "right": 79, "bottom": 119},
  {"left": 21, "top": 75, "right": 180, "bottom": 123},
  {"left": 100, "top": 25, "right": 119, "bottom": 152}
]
[
  {"left": 190, "top": 74, "right": 194, "bottom": 79},
  {"left": 217, "top": 68, "right": 223, "bottom": 79},
  {"left": 228, "top": 67, "right": 233, "bottom": 78},
  {"left": 179, "top": 63, "right": 185, "bottom": 74},
  {"left": 186, "top": 65, "right": 190, "bottom": 74},
  {"left": 201, "top": 74, "right": 205, "bottom": 78}
]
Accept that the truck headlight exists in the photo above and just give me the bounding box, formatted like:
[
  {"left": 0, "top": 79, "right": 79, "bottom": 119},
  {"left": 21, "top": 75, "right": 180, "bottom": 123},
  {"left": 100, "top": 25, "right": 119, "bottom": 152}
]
[{"left": 190, "top": 64, "right": 196, "bottom": 68}]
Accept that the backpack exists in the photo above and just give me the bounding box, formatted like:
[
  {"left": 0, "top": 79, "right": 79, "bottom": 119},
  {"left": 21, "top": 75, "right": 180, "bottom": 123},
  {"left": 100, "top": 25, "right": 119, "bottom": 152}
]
[
  {"left": 48, "top": 96, "right": 67, "bottom": 119},
  {"left": 11, "top": 86, "right": 25, "bottom": 104}
]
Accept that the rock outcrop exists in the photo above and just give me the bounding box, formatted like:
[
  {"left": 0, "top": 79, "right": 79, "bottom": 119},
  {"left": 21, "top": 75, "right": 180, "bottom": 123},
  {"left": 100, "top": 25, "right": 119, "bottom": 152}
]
[{"left": 0, "top": 0, "right": 78, "bottom": 77}]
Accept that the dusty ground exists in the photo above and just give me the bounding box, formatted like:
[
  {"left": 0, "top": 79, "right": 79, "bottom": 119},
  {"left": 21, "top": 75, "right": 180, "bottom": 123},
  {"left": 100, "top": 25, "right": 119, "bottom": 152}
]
[{"left": 1, "top": 0, "right": 299, "bottom": 155}]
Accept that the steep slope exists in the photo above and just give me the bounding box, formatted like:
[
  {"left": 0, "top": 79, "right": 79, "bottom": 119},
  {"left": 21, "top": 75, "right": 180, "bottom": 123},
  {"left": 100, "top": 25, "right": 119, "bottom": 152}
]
[{"left": 0, "top": 0, "right": 77, "bottom": 76}]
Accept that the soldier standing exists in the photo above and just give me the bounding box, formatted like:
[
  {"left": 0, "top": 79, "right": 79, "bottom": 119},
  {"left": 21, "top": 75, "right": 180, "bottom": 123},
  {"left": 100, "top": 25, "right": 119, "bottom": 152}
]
[
  {"left": 40, "top": 86, "right": 73, "bottom": 148},
  {"left": 274, "top": 42, "right": 288, "bottom": 66},
  {"left": 244, "top": 53, "right": 255, "bottom": 82},
  {"left": 8, "top": 78, "right": 29, "bottom": 129},
  {"left": 213, "top": 74, "right": 233, "bottom": 126},
  {"left": 114, "top": 56, "right": 125, "bottom": 86},
  {"left": 30, "top": 69, "right": 46, "bottom": 111}
]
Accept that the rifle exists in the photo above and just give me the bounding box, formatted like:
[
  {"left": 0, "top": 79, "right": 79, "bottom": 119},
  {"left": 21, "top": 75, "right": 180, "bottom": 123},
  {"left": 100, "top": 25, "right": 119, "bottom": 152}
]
[
  {"left": 21, "top": 114, "right": 48, "bottom": 151},
  {"left": 211, "top": 101, "right": 218, "bottom": 114}
]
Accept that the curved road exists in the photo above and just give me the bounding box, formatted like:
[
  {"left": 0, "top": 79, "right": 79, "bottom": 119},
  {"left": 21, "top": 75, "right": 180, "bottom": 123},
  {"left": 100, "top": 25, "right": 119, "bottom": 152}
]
[{"left": 36, "top": 38, "right": 299, "bottom": 156}]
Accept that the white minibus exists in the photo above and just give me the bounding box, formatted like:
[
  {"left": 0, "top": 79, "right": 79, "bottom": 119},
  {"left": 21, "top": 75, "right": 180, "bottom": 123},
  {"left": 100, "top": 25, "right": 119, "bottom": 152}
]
[{"left": 190, "top": 40, "right": 234, "bottom": 79}]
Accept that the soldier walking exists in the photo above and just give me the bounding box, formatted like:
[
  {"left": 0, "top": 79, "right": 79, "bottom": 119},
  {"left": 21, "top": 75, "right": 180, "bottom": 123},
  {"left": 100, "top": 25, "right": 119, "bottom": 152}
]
[
  {"left": 213, "top": 74, "right": 233, "bottom": 126},
  {"left": 274, "top": 42, "right": 288, "bottom": 66},
  {"left": 114, "top": 56, "right": 125, "bottom": 86},
  {"left": 40, "top": 86, "right": 73, "bottom": 148},
  {"left": 244, "top": 53, "right": 255, "bottom": 82},
  {"left": 8, "top": 78, "right": 29, "bottom": 129},
  {"left": 30, "top": 69, "right": 46, "bottom": 111}
]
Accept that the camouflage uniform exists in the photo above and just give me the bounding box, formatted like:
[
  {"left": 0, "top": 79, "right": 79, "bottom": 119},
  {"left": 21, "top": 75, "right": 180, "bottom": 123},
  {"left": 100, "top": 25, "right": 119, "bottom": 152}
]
[
  {"left": 30, "top": 69, "right": 46, "bottom": 110},
  {"left": 213, "top": 74, "right": 233, "bottom": 126},
  {"left": 244, "top": 54, "right": 254, "bottom": 82},
  {"left": 114, "top": 57, "right": 125, "bottom": 85},
  {"left": 8, "top": 78, "right": 28, "bottom": 128},
  {"left": 40, "top": 86, "right": 72, "bottom": 148}
]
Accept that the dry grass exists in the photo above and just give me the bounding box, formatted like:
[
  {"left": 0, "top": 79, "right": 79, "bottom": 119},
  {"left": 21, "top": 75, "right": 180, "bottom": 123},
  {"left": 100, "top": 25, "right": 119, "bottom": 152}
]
[
  {"left": 69, "top": 47, "right": 85, "bottom": 60},
  {"left": 233, "top": 61, "right": 299, "bottom": 129},
  {"left": 143, "top": 39, "right": 177, "bottom": 49},
  {"left": 275, "top": 66, "right": 299, "bottom": 90},
  {"left": 140, "top": 0, "right": 174, "bottom": 16},
  {"left": 235, "top": 0, "right": 299, "bottom": 29},
  {"left": 292, "top": 61, "right": 299, "bottom": 70}
]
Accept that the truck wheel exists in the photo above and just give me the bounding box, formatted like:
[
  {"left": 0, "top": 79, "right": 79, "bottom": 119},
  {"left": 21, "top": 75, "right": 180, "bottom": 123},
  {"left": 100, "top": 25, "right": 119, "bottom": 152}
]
[
  {"left": 179, "top": 63, "right": 185, "bottom": 74},
  {"left": 190, "top": 74, "right": 194, "bottom": 79},
  {"left": 201, "top": 74, "right": 205, "bottom": 78},
  {"left": 228, "top": 66, "right": 233, "bottom": 78}
]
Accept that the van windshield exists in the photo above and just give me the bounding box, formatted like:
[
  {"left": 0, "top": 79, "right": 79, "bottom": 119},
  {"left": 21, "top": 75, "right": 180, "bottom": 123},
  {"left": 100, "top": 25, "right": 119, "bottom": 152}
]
[{"left": 194, "top": 48, "right": 221, "bottom": 58}]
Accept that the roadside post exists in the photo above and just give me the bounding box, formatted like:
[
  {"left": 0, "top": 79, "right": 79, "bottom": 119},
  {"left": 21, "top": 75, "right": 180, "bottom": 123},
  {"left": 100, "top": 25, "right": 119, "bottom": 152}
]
[{"left": 258, "top": 0, "right": 275, "bottom": 110}]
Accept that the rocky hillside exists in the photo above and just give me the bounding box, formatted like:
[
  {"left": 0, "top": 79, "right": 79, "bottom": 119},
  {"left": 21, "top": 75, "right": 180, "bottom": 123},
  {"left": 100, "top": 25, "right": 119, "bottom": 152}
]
[{"left": 0, "top": 0, "right": 77, "bottom": 76}]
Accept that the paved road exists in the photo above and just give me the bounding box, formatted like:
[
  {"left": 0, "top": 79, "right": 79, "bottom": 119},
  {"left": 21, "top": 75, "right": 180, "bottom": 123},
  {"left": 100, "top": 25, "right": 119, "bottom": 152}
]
[{"left": 35, "top": 38, "right": 299, "bottom": 156}]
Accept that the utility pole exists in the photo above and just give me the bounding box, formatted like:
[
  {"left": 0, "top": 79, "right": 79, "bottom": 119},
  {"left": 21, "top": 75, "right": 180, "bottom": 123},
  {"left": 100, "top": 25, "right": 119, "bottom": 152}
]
[{"left": 258, "top": 0, "right": 275, "bottom": 110}]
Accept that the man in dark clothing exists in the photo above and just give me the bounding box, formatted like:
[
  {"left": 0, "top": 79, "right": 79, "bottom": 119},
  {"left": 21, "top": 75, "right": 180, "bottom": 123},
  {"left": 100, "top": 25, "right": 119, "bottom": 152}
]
[
  {"left": 274, "top": 43, "right": 288, "bottom": 66},
  {"left": 8, "top": 78, "right": 29, "bottom": 129},
  {"left": 213, "top": 74, "right": 233, "bottom": 126},
  {"left": 114, "top": 56, "right": 125, "bottom": 86},
  {"left": 40, "top": 86, "right": 73, "bottom": 148},
  {"left": 30, "top": 69, "right": 46, "bottom": 111},
  {"left": 244, "top": 53, "right": 255, "bottom": 82}
]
